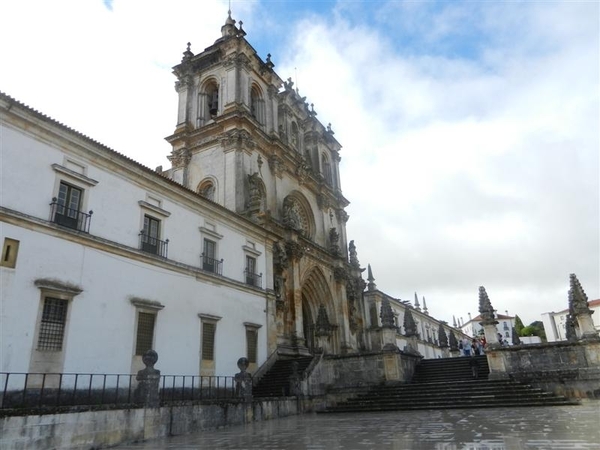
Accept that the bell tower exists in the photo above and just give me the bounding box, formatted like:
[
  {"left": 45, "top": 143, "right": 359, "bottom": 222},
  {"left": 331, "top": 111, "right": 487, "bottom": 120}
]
[{"left": 164, "top": 12, "right": 364, "bottom": 355}]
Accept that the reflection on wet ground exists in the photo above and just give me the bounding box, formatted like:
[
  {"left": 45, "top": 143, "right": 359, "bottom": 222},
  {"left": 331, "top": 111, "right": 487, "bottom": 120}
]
[{"left": 116, "top": 403, "right": 600, "bottom": 450}]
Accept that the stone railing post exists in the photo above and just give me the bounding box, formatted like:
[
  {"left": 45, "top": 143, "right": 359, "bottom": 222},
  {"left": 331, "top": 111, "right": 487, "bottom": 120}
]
[
  {"left": 235, "top": 357, "right": 253, "bottom": 401},
  {"left": 134, "top": 349, "right": 161, "bottom": 408}
]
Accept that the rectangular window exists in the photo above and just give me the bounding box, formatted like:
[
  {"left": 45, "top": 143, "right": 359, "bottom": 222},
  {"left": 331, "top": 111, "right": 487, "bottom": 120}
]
[
  {"left": 201, "top": 322, "right": 216, "bottom": 361},
  {"left": 246, "top": 328, "right": 258, "bottom": 363},
  {"left": 54, "top": 182, "right": 82, "bottom": 230},
  {"left": 37, "top": 297, "right": 69, "bottom": 351},
  {"left": 245, "top": 255, "right": 258, "bottom": 286},
  {"left": 141, "top": 215, "right": 161, "bottom": 255},
  {"left": 135, "top": 312, "right": 156, "bottom": 355},
  {"left": 1, "top": 238, "right": 19, "bottom": 268},
  {"left": 202, "top": 238, "right": 217, "bottom": 273}
]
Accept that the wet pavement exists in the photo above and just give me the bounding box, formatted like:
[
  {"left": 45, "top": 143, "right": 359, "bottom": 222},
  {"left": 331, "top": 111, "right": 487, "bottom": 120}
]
[{"left": 116, "top": 403, "right": 600, "bottom": 450}]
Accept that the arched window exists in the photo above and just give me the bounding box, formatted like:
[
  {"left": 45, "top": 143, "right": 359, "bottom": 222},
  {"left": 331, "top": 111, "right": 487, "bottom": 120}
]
[
  {"left": 202, "top": 80, "right": 219, "bottom": 123},
  {"left": 322, "top": 153, "right": 332, "bottom": 185},
  {"left": 197, "top": 179, "right": 215, "bottom": 202},
  {"left": 250, "top": 85, "right": 265, "bottom": 125}
]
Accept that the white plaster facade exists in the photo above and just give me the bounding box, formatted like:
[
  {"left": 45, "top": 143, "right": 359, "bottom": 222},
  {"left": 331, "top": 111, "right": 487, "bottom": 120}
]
[
  {"left": 0, "top": 13, "right": 466, "bottom": 391},
  {"left": 460, "top": 313, "right": 516, "bottom": 345},
  {"left": 0, "top": 93, "right": 270, "bottom": 386},
  {"left": 542, "top": 299, "right": 600, "bottom": 342}
]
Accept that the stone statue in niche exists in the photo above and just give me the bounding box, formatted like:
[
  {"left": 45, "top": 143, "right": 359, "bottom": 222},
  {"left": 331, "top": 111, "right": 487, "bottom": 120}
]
[
  {"left": 283, "top": 198, "right": 304, "bottom": 234},
  {"left": 247, "top": 172, "right": 262, "bottom": 212},
  {"left": 329, "top": 228, "right": 340, "bottom": 255}
]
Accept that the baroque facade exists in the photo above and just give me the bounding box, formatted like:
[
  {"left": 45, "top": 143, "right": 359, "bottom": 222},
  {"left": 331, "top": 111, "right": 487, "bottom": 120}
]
[{"left": 0, "top": 13, "right": 464, "bottom": 382}]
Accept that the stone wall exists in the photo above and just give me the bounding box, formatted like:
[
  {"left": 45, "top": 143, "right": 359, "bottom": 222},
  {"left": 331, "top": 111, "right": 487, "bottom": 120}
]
[
  {"left": 486, "top": 339, "right": 600, "bottom": 399},
  {"left": 0, "top": 398, "right": 306, "bottom": 450},
  {"left": 306, "top": 351, "right": 421, "bottom": 397}
]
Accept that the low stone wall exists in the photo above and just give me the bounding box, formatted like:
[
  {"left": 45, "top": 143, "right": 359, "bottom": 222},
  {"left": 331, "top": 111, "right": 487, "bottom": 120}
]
[
  {"left": 486, "top": 339, "right": 600, "bottom": 398},
  {"left": 0, "top": 398, "right": 307, "bottom": 450},
  {"left": 306, "top": 350, "right": 421, "bottom": 397}
]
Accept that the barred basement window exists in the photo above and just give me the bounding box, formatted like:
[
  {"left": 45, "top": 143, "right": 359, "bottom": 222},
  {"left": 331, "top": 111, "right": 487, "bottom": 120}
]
[
  {"left": 135, "top": 312, "right": 156, "bottom": 355},
  {"left": 37, "top": 297, "right": 69, "bottom": 351},
  {"left": 202, "top": 322, "right": 216, "bottom": 361}
]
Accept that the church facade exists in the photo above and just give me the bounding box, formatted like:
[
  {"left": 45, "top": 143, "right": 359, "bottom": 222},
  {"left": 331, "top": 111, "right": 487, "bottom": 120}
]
[{"left": 0, "top": 13, "right": 461, "bottom": 383}]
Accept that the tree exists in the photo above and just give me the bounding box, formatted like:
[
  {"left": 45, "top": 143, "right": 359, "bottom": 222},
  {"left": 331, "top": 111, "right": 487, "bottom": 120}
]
[
  {"left": 514, "top": 315, "right": 525, "bottom": 336},
  {"left": 520, "top": 321, "right": 547, "bottom": 341}
]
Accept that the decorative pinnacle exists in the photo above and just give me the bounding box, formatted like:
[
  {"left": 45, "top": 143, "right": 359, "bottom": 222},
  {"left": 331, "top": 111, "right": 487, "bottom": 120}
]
[
  {"left": 422, "top": 296, "right": 428, "bottom": 315},
  {"left": 478, "top": 286, "right": 496, "bottom": 322},
  {"left": 367, "top": 264, "right": 376, "bottom": 291},
  {"left": 380, "top": 298, "right": 395, "bottom": 328},
  {"left": 570, "top": 273, "right": 592, "bottom": 316},
  {"left": 414, "top": 292, "right": 421, "bottom": 310}
]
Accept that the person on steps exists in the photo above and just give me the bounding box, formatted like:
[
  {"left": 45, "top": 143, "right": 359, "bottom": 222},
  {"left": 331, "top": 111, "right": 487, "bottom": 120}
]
[{"left": 469, "top": 355, "right": 480, "bottom": 379}]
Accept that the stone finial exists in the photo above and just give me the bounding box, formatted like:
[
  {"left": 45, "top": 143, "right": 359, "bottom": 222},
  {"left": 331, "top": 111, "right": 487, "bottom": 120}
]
[
  {"left": 565, "top": 309, "right": 578, "bottom": 342},
  {"left": 403, "top": 307, "right": 417, "bottom": 337},
  {"left": 380, "top": 298, "right": 396, "bottom": 329},
  {"left": 438, "top": 323, "right": 449, "bottom": 347},
  {"left": 367, "top": 264, "right": 376, "bottom": 291},
  {"left": 235, "top": 357, "right": 253, "bottom": 401},
  {"left": 422, "top": 296, "right": 428, "bottom": 315},
  {"left": 453, "top": 315, "right": 457, "bottom": 327},
  {"left": 182, "top": 42, "right": 194, "bottom": 62},
  {"left": 134, "top": 350, "right": 161, "bottom": 408},
  {"left": 478, "top": 286, "right": 496, "bottom": 323},
  {"left": 265, "top": 53, "right": 274, "bottom": 69},
  {"left": 348, "top": 240, "right": 360, "bottom": 269},
  {"left": 570, "top": 273, "right": 592, "bottom": 316},
  {"left": 568, "top": 274, "right": 599, "bottom": 340},
  {"left": 414, "top": 292, "right": 421, "bottom": 311}
]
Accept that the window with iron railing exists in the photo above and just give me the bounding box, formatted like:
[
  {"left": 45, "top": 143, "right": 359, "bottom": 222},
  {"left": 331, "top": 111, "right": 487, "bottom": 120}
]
[
  {"left": 202, "top": 238, "right": 223, "bottom": 274},
  {"left": 244, "top": 256, "right": 262, "bottom": 287},
  {"left": 50, "top": 182, "right": 93, "bottom": 232},
  {"left": 139, "top": 215, "right": 168, "bottom": 258}
]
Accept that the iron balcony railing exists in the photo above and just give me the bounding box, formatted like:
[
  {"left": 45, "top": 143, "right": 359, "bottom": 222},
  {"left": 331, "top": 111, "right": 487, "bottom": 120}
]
[
  {"left": 244, "top": 269, "right": 262, "bottom": 288},
  {"left": 0, "top": 372, "right": 238, "bottom": 413},
  {"left": 201, "top": 254, "right": 223, "bottom": 275},
  {"left": 139, "top": 233, "right": 169, "bottom": 258},
  {"left": 50, "top": 199, "right": 93, "bottom": 233}
]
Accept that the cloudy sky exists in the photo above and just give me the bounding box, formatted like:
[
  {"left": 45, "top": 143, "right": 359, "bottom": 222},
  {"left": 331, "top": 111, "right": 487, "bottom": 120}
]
[{"left": 1, "top": 0, "right": 598, "bottom": 326}]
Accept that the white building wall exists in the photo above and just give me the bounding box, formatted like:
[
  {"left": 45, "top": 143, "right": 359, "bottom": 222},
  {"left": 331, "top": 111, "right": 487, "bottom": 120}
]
[{"left": 1, "top": 102, "right": 271, "bottom": 384}]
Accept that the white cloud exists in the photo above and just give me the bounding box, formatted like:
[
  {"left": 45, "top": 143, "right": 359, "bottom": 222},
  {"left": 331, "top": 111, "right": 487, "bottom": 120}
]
[
  {"left": 0, "top": 0, "right": 597, "bottom": 327},
  {"left": 278, "top": 2, "right": 599, "bottom": 325}
]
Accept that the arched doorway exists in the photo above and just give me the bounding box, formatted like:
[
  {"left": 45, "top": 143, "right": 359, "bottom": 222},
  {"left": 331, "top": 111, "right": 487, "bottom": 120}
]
[{"left": 300, "top": 267, "right": 336, "bottom": 354}]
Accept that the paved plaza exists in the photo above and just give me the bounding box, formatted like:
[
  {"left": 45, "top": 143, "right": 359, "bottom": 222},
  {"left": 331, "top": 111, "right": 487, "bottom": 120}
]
[{"left": 116, "top": 403, "right": 600, "bottom": 450}]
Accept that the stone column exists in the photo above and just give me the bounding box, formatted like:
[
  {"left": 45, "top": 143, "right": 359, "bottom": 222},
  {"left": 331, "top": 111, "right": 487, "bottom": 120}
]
[{"left": 134, "top": 350, "right": 161, "bottom": 408}]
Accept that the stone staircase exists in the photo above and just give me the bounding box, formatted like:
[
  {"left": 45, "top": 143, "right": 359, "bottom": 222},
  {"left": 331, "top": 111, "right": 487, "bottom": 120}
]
[
  {"left": 323, "top": 356, "right": 579, "bottom": 412},
  {"left": 253, "top": 356, "right": 314, "bottom": 397}
]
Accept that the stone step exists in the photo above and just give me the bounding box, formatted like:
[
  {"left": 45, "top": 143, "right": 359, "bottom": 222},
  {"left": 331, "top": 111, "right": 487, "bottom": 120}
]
[{"left": 253, "top": 356, "right": 314, "bottom": 398}]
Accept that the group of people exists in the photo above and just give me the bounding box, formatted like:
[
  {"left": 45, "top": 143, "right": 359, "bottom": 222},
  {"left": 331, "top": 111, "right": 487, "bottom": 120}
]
[{"left": 459, "top": 336, "right": 486, "bottom": 357}]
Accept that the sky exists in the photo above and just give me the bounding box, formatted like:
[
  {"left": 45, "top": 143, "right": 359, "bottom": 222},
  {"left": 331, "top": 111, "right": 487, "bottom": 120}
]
[{"left": 0, "top": 0, "right": 598, "bottom": 326}]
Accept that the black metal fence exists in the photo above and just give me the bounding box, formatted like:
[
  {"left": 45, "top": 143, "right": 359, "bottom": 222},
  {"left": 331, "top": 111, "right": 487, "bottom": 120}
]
[
  {"left": 50, "top": 199, "right": 93, "bottom": 233},
  {"left": 139, "top": 233, "right": 169, "bottom": 258},
  {"left": 0, "top": 372, "right": 238, "bottom": 414}
]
